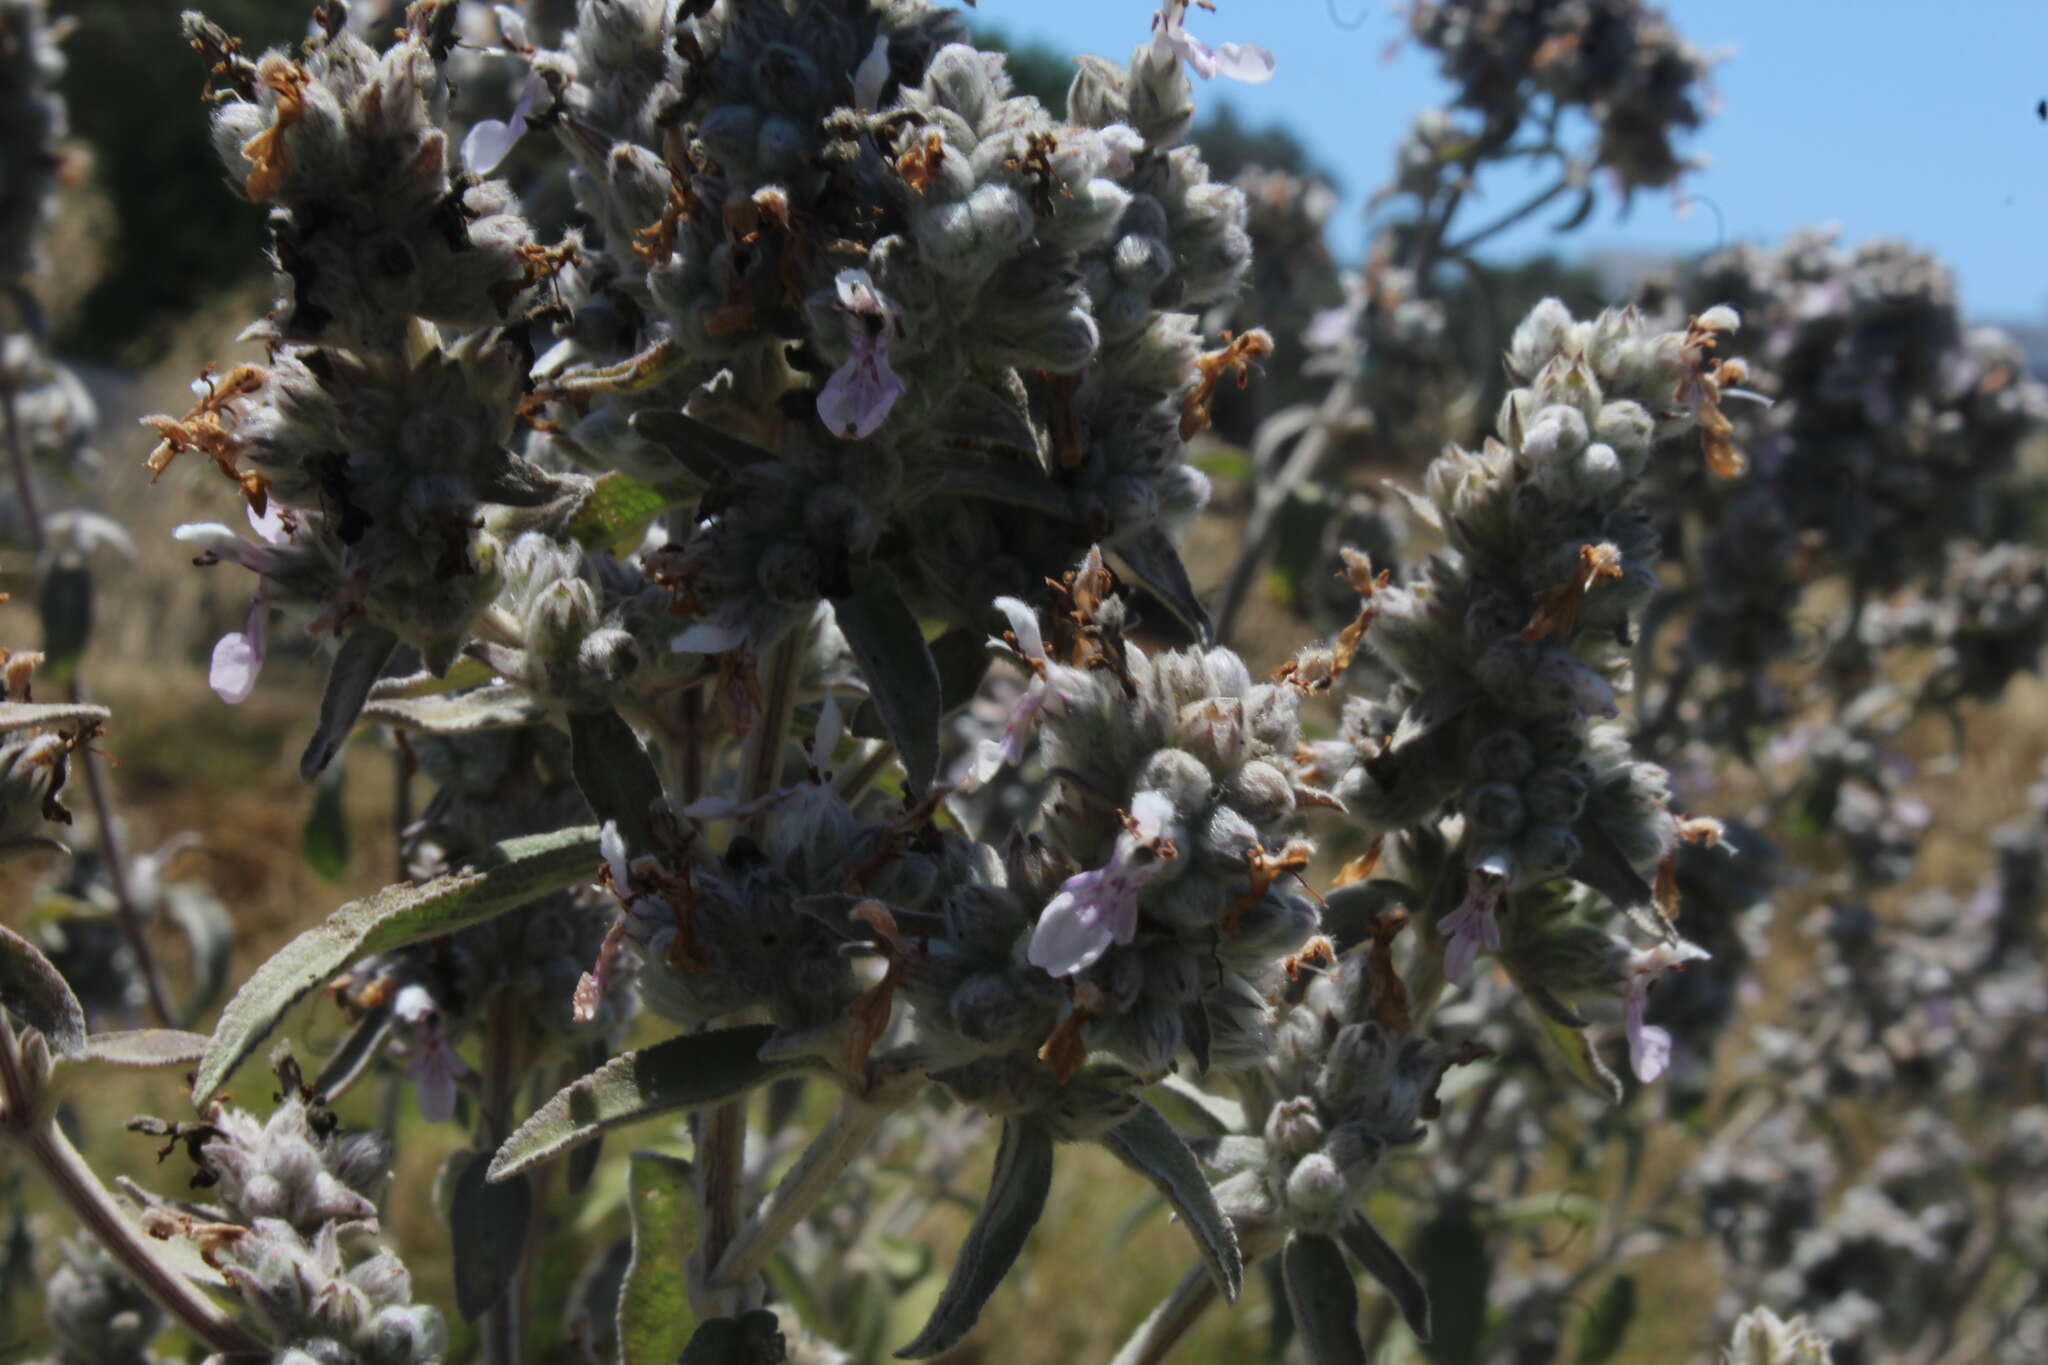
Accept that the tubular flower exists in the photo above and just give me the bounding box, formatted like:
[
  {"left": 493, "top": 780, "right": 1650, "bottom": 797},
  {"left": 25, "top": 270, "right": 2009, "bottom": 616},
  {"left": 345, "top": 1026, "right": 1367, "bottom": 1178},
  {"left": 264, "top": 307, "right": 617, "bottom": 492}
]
[
  {"left": 1028, "top": 790, "right": 1179, "bottom": 978},
  {"left": 1623, "top": 939, "right": 1710, "bottom": 1083},
  {"left": 1441, "top": 861, "right": 1509, "bottom": 984},
  {"left": 1148, "top": 1, "right": 1275, "bottom": 83},
  {"left": 817, "top": 269, "right": 905, "bottom": 440}
]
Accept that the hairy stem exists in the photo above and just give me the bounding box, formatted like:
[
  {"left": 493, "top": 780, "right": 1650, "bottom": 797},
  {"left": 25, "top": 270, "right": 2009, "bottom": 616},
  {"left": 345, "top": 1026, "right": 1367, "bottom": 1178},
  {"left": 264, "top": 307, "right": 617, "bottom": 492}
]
[
  {"left": 1110, "top": 1261, "right": 1219, "bottom": 1365},
  {"left": 69, "top": 678, "right": 175, "bottom": 1025},
  {"left": 711, "top": 1095, "right": 892, "bottom": 1289},
  {"left": 478, "top": 993, "right": 530, "bottom": 1365},
  {"left": 0, "top": 1017, "right": 262, "bottom": 1358}
]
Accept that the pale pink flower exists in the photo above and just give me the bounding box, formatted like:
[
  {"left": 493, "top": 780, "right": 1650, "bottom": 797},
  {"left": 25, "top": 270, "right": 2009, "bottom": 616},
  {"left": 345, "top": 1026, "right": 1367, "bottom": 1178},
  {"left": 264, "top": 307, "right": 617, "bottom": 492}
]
[
  {"left": 1028, "top": 791, "right": 1179, "bottom": 978},
  {"left": 817, "top": 270, "right": 905, "bottom": 440},
  {"left": 1623, "top": 940, "right": 1709, "bottom": 1083},
  {"left": 1441, "top": 863, "right": 1510, "bottom": 984},
  {"left": 208, "top": 595, "right": 270, "bottom": 705},
  {"left": 462, "top": 75, "right": 539, "bottom": 175},
  {"left": 1148, "top": 1, "right": 1275, "bottom": 83},
  {"left": 393, "top": 985, "right": 469, "bottom": 1123}
]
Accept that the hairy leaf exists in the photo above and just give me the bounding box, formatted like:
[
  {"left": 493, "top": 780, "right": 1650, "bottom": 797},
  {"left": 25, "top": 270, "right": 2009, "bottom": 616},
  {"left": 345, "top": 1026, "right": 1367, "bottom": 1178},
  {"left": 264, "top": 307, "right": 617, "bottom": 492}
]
[
  {"left": 834, "top": 566, "right": 942, "bottom": 795},
  {"left": 1110, "top": 526, "right": 1212, "bottom": 644},
  {"left": 299, "top": 623, "right": 399, "bottom": 779},
  {"left": 1415, "top": 1206, "right": 1491, "bottom": 1365},
  {"left": 1531, "top": 1007, "right": 1623, "bottom": 1105},
  {"left": 0, "top": 700, "right": 109, "bottom": 734},
  {"left": 77, "top": 1029, "right": 210, "bottom": 1068},
  {"left": 894, "top": 1119, "right": 1053, "bottom": 1358},
  {"left": 367, "top": 657, "right": 497, "bottom": 700},
  {"left": 490, "top": 1025, "right": 806, "bottom": 1181},
  {"left": 678, "top": 1310, "right": 787, "bottom": 1365},
  {"left": 192, "top": 825, "right": 600, "bottom": 1105},
  {"left": 568, "top": 708, "right": 666, "bottom": 856},
  {"left": 1284, "top": 1232, "right": 1365, "bottom": 1365},
  {"left": 0, "top": 922, "right": 86, "bottom": 1058},
  {"left": 1573, "top": 1274, "right": 1636, "bottom": 1364},
  {"left": 451, "top": 1149, "right": 533, "bottom": 1320},
  {"left": 849, "top": 626, "right": 990, "bottom": 741},
  {"left": 618, "top": 1151, "right": 697, "bottom": 1365},
  {"left": 1341, "top": 1212, "right": 1432, "bottom": 1344},
  {"left": 1099, "top": 1101, "right": 1242, "bottom": 1301},
  {"left": 360, "top": 686, "right": 544, "bottom": 734}
]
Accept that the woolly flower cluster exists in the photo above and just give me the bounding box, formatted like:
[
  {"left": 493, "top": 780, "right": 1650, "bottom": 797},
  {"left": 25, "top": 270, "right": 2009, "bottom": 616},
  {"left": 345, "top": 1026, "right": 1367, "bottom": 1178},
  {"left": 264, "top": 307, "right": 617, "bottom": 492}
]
[
  {"left": 1407, "top": 0, "right": 1716, "bottom": 191},
  {"left": 1305, "top": 301, "right": 1738, "bottom": 1041},
  {"left": 1685, "top": 228, "right": 2048, "bottom": 593},
  {"left": 513, "top": 0, "right": 1253, "bottom": 654},
  {"left": 125, "top": 1073, "right": 443, "bottom": 1364},
  {"left": 1205, "top": 941, "right": 1463, "bottom": 1239}
]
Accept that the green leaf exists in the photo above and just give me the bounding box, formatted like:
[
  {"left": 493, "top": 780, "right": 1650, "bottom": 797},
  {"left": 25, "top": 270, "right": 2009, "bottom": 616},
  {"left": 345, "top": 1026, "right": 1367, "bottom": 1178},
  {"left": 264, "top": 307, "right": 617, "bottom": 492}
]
[
  {"left": 1415, "top": 1206, "right": 1491, "bottom": 1365},
  {"left": 833, "top": 566, "right": 942, "bottom": 795},
  {"left": 1146, "top": 1072, "right": 1246, "bottom": 1137},
  {"left": 450, "top": 1149, "right": 533, "bottom": 1320},
  {"left": 569, "top": 472, "right": 673, "bottom": 556},
  {"left": 618, "top": 1151, "right": 697, "bottom": 1365},
  {"left": 568, "top": 708, "right": 666, "bottom": 856},
  {"left": 1573, "top": 1274, "right": 1636, "bottom": 1365},
  {"left": 299, "top": 624, "right": 400, "bottom": 780},
  {"left": 1283, "top": 1232, "right": 1365, "bottom": 1365},
  {"left": 1340, "top": 1213, "right": 1431, "bottom": 1344},
  {"left": 0, "top": 701, "right": 109, "bottom": 734},
  {"left": 1098, "top": 1100, "right": 1241, "bottom": 1302},
  {"left": 490, "top": 1025, "right": 807, "bottom": 1181},
  {"left": 0, "top": 922, "right": 85, "bottom": 1059},
  {"left": 76, "top": 1030, "right": 210, "bottom": 1068},
  {"left": 301, "top": 760, "right": 350, "bottom": 882},
  {"left": 894, "top": 1118, "right": 1053, "bottom": 1358},
  {"left": 191, "top": 825, "right": 600, "bottom": 1105}
]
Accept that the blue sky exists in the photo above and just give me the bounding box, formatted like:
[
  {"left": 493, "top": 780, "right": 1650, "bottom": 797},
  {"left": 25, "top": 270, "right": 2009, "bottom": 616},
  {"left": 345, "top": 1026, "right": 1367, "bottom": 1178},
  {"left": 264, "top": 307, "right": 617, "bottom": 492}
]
[{"left": 981, "top": 1, "right": 2048, "bottom": 321}]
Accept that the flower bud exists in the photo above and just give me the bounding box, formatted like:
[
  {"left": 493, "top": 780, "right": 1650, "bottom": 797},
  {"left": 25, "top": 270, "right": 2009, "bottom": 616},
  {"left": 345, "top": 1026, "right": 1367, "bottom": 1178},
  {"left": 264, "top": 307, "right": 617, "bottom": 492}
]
[{"left": 1265, "top": 1096, "right": 1325, "bottom": 1158}]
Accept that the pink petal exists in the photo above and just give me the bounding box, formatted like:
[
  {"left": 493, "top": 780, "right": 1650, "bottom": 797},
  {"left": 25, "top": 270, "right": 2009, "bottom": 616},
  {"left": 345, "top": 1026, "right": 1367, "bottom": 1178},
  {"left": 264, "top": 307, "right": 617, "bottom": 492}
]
[
  {"left": 1627, "top": 1009, "right": 1673, "bottom": 1084},
  {"left": 1028, "top": 874, "right": 1115, "bottom": 977},
  {"left": 462, "top": 119, "right": 520, "bottom": 175},
  {"left": 993, "top": 596, "right": 1045, "bottom": 662},
  {"left": 817, "top": 349, "right": 905, "bottom": 440},
  {"left": 208, "top": 598, "right": 268, "bottom": 705},
  {"left": 1206, "top": 42, "right": 1275, "bottom": 83}
]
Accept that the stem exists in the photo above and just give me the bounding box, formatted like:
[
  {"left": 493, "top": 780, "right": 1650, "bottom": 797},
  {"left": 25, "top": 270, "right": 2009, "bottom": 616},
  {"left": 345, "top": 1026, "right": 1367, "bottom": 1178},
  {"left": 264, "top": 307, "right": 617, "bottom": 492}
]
[
  {"left": 1109, "top": 1224, "right": 1284, "bottom": 1365},
  {"left": 69, "top": 678, "right": 174, "bottom": 1025},
  {"left": 0, "top": 1017, "right": 261, "bottom": 1358},
  {"left": 1440, "top": 178, "right": 1575, "bottom": 259},
  {"left": 693, "top": 1099, "right": 747, "bottom": 1313},
  {"left": 5, "top": 379, "right": 174, "bottom": 1026},
  {"left": 478, "top": 993, "right": 530, "bottom": 1365},
  {"left": 1108, "top": 1261, "right": 1220, "bottom": 1365},
  {"left": 26, "top": 1124, "right": 266, "bottom": 1358},
  {"left": 2, "top": 383, "right": 47, "bottom": 554},
  {"left": 738, "top": 631, "right": 804, "bottom": 815},
  {"left": 710, "top": 1096, "right": 891, "bottom": 1289},
  {"left": 1213, "top": 376, "right": 1360, "bottom": 644}
]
